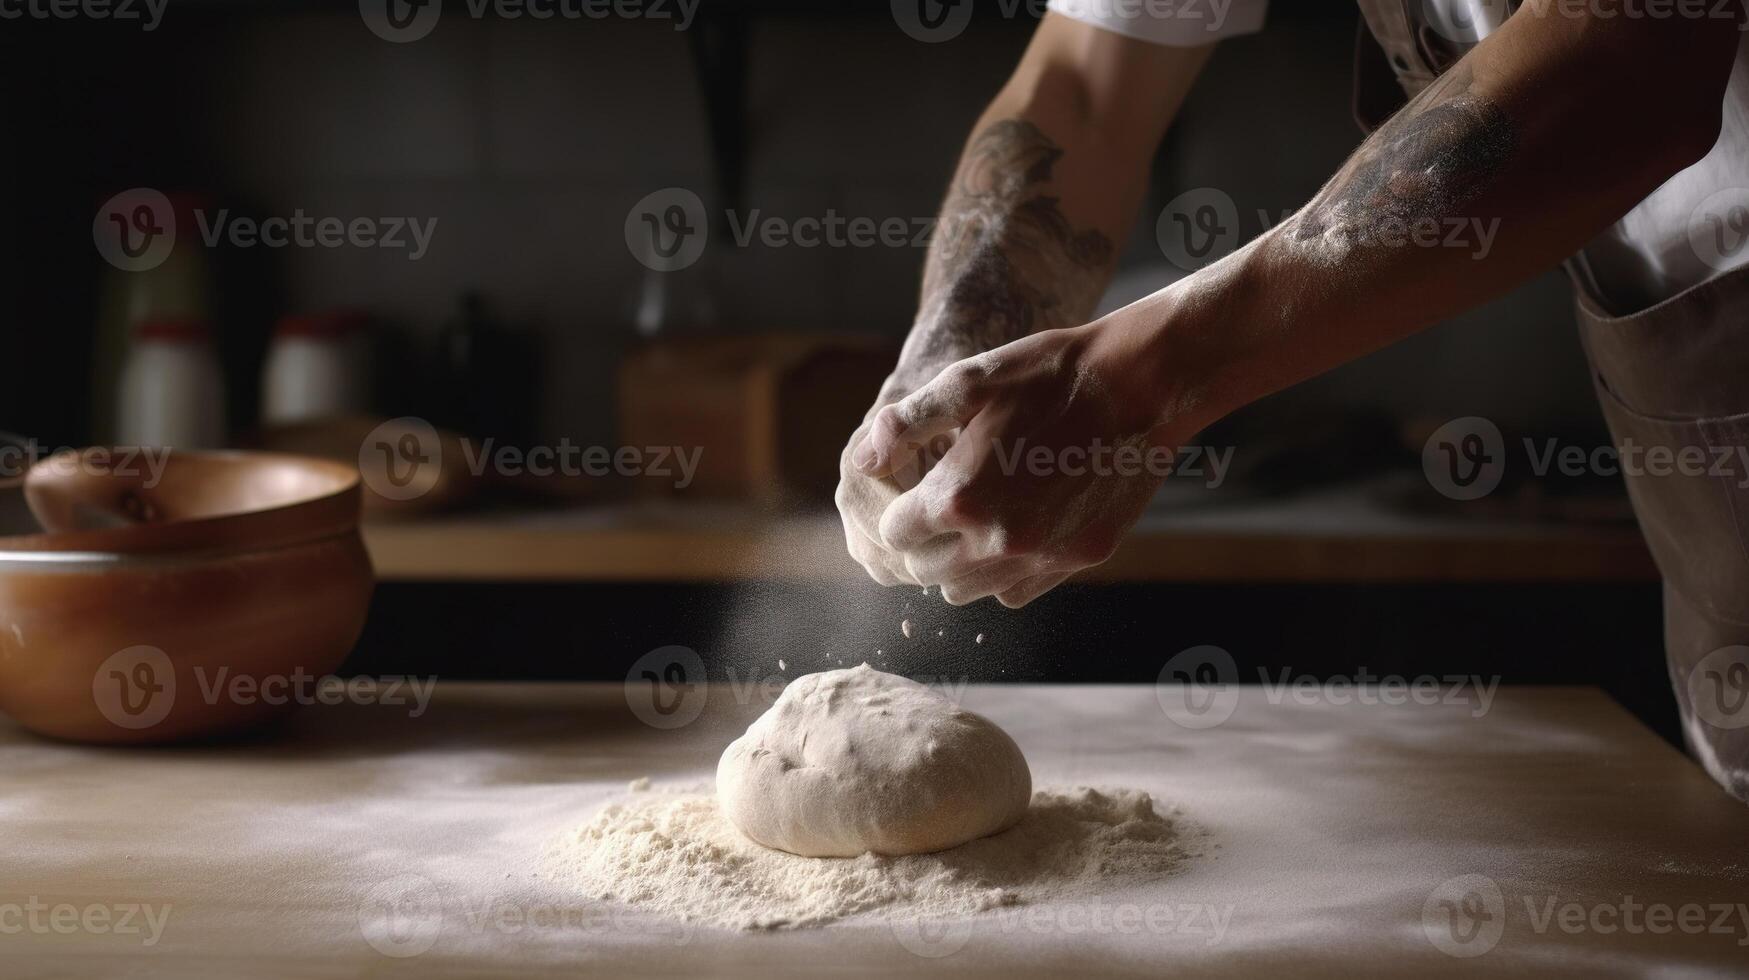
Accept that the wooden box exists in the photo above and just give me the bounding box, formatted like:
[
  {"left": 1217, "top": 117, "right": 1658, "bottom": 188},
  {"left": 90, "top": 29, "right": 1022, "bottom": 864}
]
[{"left": 617, "top": 334, "right": 895, "bottom": 505}]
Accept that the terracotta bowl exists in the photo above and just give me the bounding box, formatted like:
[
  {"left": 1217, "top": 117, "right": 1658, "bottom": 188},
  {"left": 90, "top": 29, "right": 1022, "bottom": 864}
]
[{"left": 0, "top": 448, "right": 375, "bottom": 743}]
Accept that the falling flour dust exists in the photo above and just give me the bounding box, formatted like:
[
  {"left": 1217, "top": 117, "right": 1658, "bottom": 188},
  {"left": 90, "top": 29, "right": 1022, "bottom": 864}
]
[{"left": 544, "top": 784, "right": 1209, "bottom": 931}]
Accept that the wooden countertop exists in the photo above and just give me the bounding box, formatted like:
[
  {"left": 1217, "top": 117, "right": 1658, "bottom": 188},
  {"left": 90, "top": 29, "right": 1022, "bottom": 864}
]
[{"left": 4, "top": 682, "right": 1743, "bottom": 977}]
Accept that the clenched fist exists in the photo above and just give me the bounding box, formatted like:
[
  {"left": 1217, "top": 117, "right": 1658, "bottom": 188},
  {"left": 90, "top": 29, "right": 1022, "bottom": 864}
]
[{"left": 836, "top": 318, "right": 1182, "bottom": 608}]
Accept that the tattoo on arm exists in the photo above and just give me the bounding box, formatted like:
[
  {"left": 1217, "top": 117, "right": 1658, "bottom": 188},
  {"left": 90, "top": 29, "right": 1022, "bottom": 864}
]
[
  {"left": 1286, "top": 64, "right": 1516, "bottom": 263},
  {"left": 902, "top": 119, "right": 1116, "bottom": 378}
]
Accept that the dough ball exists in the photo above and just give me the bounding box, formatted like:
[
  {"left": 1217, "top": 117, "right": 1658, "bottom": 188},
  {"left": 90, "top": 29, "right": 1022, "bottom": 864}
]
[{"left": 716, "top": 663, "right": 1032, "bottom": 857}]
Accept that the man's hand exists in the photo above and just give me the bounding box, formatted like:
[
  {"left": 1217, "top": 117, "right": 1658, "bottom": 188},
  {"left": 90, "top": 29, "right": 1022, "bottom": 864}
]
[
  {"left": 846, "top": 320, "right": 1175, "bottom": 607},
  {"left": 836, "top": 4, "right": 1742, "bottom": 610},
  {"left": 835, "top": 382, "right": 932, "bottom": 589},
  {"left": 832, "top": 13, "right": 1214, "bottom": 601}
]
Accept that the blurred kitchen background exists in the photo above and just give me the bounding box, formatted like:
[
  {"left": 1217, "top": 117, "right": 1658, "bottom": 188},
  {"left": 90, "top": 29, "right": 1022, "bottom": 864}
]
[{"left": 0, "top": 4, "right": 1673, "bottom": 737}]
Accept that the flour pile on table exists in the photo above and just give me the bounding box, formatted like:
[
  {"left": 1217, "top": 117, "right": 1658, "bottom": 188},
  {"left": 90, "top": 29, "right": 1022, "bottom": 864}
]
[{"left": 545, "top": 785, "right": 1207, "bottom": 930}]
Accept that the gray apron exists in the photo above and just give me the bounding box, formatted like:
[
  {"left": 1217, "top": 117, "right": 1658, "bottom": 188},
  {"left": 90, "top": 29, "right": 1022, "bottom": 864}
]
[{"left": 1354, "top": 0, "right": 1749, "bottom": 801}]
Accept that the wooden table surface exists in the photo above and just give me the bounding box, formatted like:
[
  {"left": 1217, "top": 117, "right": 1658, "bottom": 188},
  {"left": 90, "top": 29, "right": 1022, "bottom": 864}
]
[{"left": 4, "top": 682, "right": 1744, "bottom": 978}]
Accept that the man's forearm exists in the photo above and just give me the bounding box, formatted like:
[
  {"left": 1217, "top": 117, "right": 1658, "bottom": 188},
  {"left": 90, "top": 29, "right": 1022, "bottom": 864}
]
[
  {"left": 892, "top": 116, "right": 1118, "bottom": 390},
  {"left": 1124, "top": 9, "right": 1740, "bottom": 440},
  {"left": 886, "top": 19, "right": 1214, "bottom": 396}
]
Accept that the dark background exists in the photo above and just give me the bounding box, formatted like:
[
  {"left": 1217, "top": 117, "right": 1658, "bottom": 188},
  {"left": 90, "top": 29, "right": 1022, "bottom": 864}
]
[{"left": 0, "top": 3, "right": 1676, "bottom": 741}]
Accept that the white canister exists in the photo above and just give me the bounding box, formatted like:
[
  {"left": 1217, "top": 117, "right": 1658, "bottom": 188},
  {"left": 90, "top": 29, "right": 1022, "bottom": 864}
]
[
  {"left": 262, "top": 312, "right": 370, "bottom": 425},
  {"left": 116, "top": 318, "right": 226, "bottom": 449}
]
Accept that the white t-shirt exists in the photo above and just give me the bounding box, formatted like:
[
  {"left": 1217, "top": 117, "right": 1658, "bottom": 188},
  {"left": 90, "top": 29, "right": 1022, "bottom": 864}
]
[
  {"left": 1048, "top": 0, "right": 1749, "bottom": 312},
  {"left": 1045, "top": 0, "right": 1268, "bottom": 45}
]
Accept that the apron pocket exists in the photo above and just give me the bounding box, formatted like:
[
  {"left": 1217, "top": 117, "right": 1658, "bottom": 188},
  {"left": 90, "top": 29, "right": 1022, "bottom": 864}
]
[{"left": 1590, "top": 380, "right": 1749, "bottom": 627}]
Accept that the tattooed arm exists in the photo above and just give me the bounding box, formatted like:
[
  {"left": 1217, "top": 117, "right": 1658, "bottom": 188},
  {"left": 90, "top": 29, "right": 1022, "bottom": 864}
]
[
  {"left": 1115, "top": 11, "right": 1740, "bottom": 437},
  {"left": 884, "top": 14, "right": 1214, "bottom": 391},
  {"left": 892, "top": 119, "right": 1117, "bottom": 385},
  {"left": 837, "top": 12, "right": 1217, "bottom": 588},
  {"left": 854, "top": 6, "right": 1740, "bottom": 605}
]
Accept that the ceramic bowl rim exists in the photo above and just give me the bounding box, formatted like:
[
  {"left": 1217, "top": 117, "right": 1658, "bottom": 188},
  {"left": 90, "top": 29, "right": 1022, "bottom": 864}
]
[{"left": 0, "top": 448, "right": 362, "bottom": 567}]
